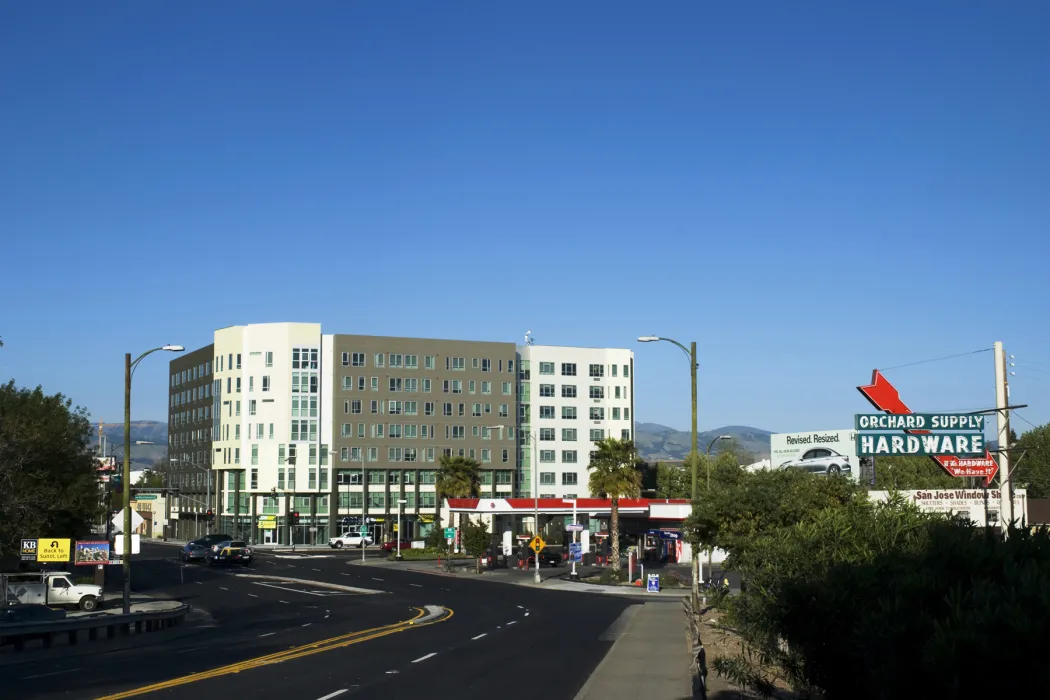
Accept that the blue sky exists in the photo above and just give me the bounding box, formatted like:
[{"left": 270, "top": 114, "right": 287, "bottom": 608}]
[{"left": 2, "top": 1, "right": 1048, "bottom": 436}]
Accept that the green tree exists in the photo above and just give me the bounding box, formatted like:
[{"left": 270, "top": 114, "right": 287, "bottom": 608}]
[
  {"left": 587, "top": 437, "right": 642, "bottom": 570},
  {"left": 685, "top": 461, "right": 860, "bottom": 568},
  {"left": 871, "top": 454, "right": 958, "bottom": 490},
  {"left": 1013, "top": 422, "right": 1050, "bottom": 499},
  {"left": 654, "top": 459, "right": 691, "bottom": 498},
  {"left": 435, "top": 454, "right": 481, "bottom": 535},
  {"left": 0, "top": 382, "right": 102, "bottom": 562},
  {"left": 462, "top": 518, "right": 491, "bottom": 573},
  {"left": 136, "top": 468, "right": 165, "bottom": 488}
]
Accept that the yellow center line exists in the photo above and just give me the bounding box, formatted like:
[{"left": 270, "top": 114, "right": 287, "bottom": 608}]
[{"left": 93, "top": 607, "right": 452, "bottom": 700}]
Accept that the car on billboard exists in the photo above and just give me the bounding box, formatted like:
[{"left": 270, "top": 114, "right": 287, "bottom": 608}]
[{"left": 779, "top": 448, "right": 853, "bottom": 476}]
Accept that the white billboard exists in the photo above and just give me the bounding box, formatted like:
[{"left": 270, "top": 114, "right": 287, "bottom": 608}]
[
  {"left": 769, "top": 429, "right": 859, "bottom": 481},
  {"left": 868, "top": 489, "right": 1028, "bottom": 527}
]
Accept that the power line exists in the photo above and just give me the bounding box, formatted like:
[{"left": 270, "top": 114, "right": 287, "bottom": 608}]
[
  {"left": 1013, "top": 412, "right": 1041, "bottom": 430},
  {"left": 877, "top": 348, "right": 991, "bottom": 372}
]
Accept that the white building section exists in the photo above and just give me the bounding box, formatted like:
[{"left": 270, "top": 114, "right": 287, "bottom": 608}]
[{"left": 516, "top": 344, "right": 635, "bottom": 499}]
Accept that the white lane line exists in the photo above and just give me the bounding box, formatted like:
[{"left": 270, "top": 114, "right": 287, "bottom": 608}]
[
  {"left": 279, "top": 600, "right": 290, "bottom": 604},
  {"left": 259, "top": 632, "right": 276, "bottom": 637},
  {"left": 410, "top": 583, "right": 423, "bottom": 588},
  {"left": 313, "top": 568, "right": 322, "bottom": 572},
  {"left": 22, "top": 668, "right": 80, "bottom": 680},
  {"left": 525, "top": 612, "right": 530, "bottom": 617},
  {"left": 220, "top": 587, "right": 229, "bottom": 591},
  {"left": 507, "top": 621, "right": 517, "bottom": 626},
  {"left": 340, "top": 573, "right": 350, "bottom": 576},
  {"left": 302, "top": 623, "right": 312, "bottom": 628},
  {"left": 471, "top": 633, "right": 488, "bottom": 640},
  {"left": 517, "top": 605, "right": 524, "bottom": 609},
  {"left": 325, "top": 614, "right": 330, "bottom": 619},
  {"left": 254, "top": 581, "right": 327, "bottom": 597},
  {"left": 411, "top": 653, "right": 437, "bottom": 663},
  {"left": 316, "top": 691, "right": 349, "bottom": 700},
  {"left": 372, "top": 577, "right": 384, "bottom": 581},
  {"left": 248, "top": 593, "right": 258, "bottom": 598},
  {"left": 195, "top": 581, "right": 203, "bottom": 585}
]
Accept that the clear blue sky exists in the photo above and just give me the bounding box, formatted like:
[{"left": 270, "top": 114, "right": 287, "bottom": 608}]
[{"left": 2, "top": 1, "right": 1048, "bottom": 436}]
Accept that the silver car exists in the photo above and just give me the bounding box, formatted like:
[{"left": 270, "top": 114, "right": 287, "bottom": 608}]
[{"left": 780, "top": 448, "right": 853, "bottom": 476}]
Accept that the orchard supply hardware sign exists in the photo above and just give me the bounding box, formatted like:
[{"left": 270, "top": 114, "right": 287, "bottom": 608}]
[{"left": 857, "top": 370, "right": 999, "bottom": 482}]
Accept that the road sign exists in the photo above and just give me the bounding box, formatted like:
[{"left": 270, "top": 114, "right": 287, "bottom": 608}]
[
  {"left": 114, "top": 534, "right": 141, "bottom": 555},
  {"left": 134, "top": 494, "right": 158, "bottom": 501},
  {"left": 858, "top": 370, "right": 999, "bottom": 482},
  {"left": 566, "top": 523, "right": 585, "bottom": 532},
  {"left": 20, "top": 538, "right": 37, "bottom": 562},
  {"left": 569, "top": 542, "right": 582, "bottom": 562},
  {"left": 647, "top": 573, "right": 660, "bottom": 593},
  {"left": 359, "top": 525, "right": 369, "bottom": 535},
  {"left": 37, "top": 538, "right": 71, "bottom": 563},
  {"left": 111, "top": 508, "right": 144, "bottom": 534},
  {"left": 444, "top": 527, "right": 455, "bottom": 539},
  {"left": 529, "top": 535, "right": 546, "bottom": 553}
]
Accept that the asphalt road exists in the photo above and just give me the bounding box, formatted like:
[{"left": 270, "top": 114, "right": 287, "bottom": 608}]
[{"left": 0, "top": 543, "right": 634, "bottom": 700}]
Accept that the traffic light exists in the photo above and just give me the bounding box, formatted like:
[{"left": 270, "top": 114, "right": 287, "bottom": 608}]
[
  {"left": 292, "top": 511, "right": 300, "bottom": 526},
  {"left": 206, "top": 509, "right": 214, "bottom": 523}
]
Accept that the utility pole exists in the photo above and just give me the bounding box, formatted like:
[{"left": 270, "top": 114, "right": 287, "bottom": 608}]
[{"left": 994, "top": 341, "right": 1013, "bottom": 538}]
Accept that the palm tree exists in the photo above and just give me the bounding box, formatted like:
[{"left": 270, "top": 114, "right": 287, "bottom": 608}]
[
  {"left": 435, "top": 454, "right": 482, "bottom": 536},
  {"left": 587, "top": 437, "right": 642, "bottom": 571}
]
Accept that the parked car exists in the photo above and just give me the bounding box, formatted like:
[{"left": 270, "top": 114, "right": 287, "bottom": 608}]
[
  {"left": 779, "top": 448, "right": 853, "bottom": 476},
  {"left": 329, "top": 532, "right": 374, "bottom": 549},
  {"left": 380, "top": 539, "right": 413, "bottom": 554},
  {"left": 0, "top": 604, "right": 67, "bottom": 623},
  {"left": 207, "top": 541, "right": 254, "bottom": 566},
  {"left": 0, "top": 572, "right": 103, "bottom": 611},
  {"left": 180, "top": 543, "right": 207, "bottom": 563}
]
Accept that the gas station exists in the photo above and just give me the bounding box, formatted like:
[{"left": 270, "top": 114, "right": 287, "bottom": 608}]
[{"left": 443, "top": 497, "right": 696, "bottom": 564}]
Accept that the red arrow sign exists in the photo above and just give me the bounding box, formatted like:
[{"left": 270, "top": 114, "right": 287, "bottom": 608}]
[{"left": 857, "top": 370, "right": 998, "bottom": 484}]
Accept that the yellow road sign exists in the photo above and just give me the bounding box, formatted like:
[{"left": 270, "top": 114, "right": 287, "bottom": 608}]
[
  {"left": 529, "top": 536, "right": 546, "bottom": 553},
  {"left": 37, "top": 538, "right": 71, "bottom": 563}
]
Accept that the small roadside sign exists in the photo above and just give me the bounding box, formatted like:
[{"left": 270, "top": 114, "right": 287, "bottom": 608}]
[
  {"left": 529, "top": 535, "right": 546, "bottom": 553},
  {"left": 37, "top": 538, "right": 71, "bottom": 563},
  {"left": 135, "top": 493, "right": 158, "bottom": 501},
  {"left": 566, "top": 523, "right": 585, "bottom": 532},
  {"left": 444, "top": 527, "right": 455, "bottom": 539},
  {"left": 20, "top": 538, "right": 38, "bottom": 562},
  {"left": 358, "top": 525, "right": 369, "bottom": 535},
  {"left": 647, "top": 574, "right": 660, "bottom": 593},
  {"left": 111, "top": 508, "right": 144, "bottom": 534},
  {"left": 569, "top": 542, "right": 582, "bottom": 562}
]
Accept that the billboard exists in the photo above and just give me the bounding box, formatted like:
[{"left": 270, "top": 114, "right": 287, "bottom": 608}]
[
  {"left": 868, "top": 489, "right": 1028, "bottom": 526},
  {"left": 769, "top": 429, "right": 860, "bottom": 482},
  {"left": 74, "top": 541, "right": 111, "bottom": 565}
]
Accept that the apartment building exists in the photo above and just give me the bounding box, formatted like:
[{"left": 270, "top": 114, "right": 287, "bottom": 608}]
[
  {"left": 167, "top": 344, "right": 218, "bottom": 540},
  {"left": 516, "top": 345, "right": 635, "bottom": 500},
  {"left": 169, "top": 323, "right": 520, "bottom": 545}
]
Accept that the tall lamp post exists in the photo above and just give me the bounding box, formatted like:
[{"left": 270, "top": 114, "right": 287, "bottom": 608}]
[
  {"left": 637, "top": 335, "right": 700, "bottom": 602},
  {"left": 396, "top": 498, "right": 407, "bottom": 560},
  {"left": 123, "top": 344, "right": 184, "bottom": 614}
]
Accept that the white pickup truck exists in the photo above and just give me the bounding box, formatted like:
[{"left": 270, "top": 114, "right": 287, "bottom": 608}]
[
  {"left": 328, "top": 532, "right": 374, "bottom": 549},
  {"left": 2, "top": 571, "right": 104, "bottom": 611}
]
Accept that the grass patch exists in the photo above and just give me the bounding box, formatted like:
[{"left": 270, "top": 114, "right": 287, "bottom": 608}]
[{"left": 388, "top": 548, "right": 472, "bottom": 561}]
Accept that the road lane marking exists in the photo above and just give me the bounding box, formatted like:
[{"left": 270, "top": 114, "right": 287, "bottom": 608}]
[
  {"left": 411, "top": 653, "right": 437, "bottom": 663},
  {"left": 280, "top": 600, "right": 290, "bottom": 604},
  {"left": 506, "top": 621, "right": 517, "bottom": 626},
  {"left": 259, "top": 633, "right": 276, "bottom": 638},
  {"left": 302, "top": 623, "right": 312, "bottom": 628},
  {"left": 410, "top": 583, "right": 423, "bottom": 587},
  {"left": 316, "top": 691, "right": 349, "bottom": 700},
  {"left": 248, "top": 593, "right": 258, "bottom": 598},
  {"left": 313, "top": 568, "right": 322, "bottom": 572},
  {"left": 471, "top": 633, "right": 487, "bottom": 640},
  {"left": 524, "top": 612, "right": 530, "bottom": 617},
  {"left": 22, "top": 668, "right": 80, "bottom": 679},
  {"left": 93, "top": 607, "right": 448, "bottom": 700},
  {"left": 372, "top": 577, "right": 384, "bottom": 581},
  {"left": 325, "top": 615, "right": 330, "bottom": 619},
  {"left": 195, "top": 582, "right": 203, "bottom": 585},
  {"left": 254, "top": 581, "right": 328, "bottom": 597},
  {"left": 517, "top": 605, "right": 524, "bottom": 609},
  {"left": 340, "top": 573, "right": 350, "bottom": 576},
  {"left": 220, "top": 587, "right": 229, "bottom": 591}
]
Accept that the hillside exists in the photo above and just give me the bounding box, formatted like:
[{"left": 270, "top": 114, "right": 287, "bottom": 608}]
[
  {"left": 91, "top": 421, "right": 169, "bottom": 470},
  {"left": 634, "top": 422, "right": 772, "bottom": 462},
  {"left": 91, "top": 419, "right": 773, "bottom": 467}
]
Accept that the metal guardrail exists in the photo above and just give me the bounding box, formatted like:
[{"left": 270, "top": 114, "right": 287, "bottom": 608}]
[{"left": 0, "top": 603, "right": 190, "bottom": 652}]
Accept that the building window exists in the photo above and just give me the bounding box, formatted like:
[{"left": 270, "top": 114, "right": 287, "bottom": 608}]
[
  {"left": 611, "top": 364, "right": 618, "bottom": 377},
  {"left": 589, "top": 364, "right": 604, "bottom": 378},
  {"left": 590, "top": 407, "right": 605, "bottom": 420},
  {"left": 562, "top": 428, "right": 577, "bottom": 441},
  {"left": 390, "top": 353, "right": 403, "bottom": 368},
  {"left": 352, "top": 352, "right": 366, "bottom": 367},
  {"left": 562, "top": 385, "right": 577, "bottom": 398},
  {"left": 590, "top": 429, "right": 605, "bottom": 441},
  {"left": 539, "top": 384, "right": 555, "bottom": 398},
  {"left": 539, "top": 406, "right": 555, "bottom": 419},
  {"left": 540, "top": 471, "right": 555, "bottom": 485},
  {"left": 499, "top": 404, "right": 509, "bottom": 418},
  {"left": 250, "top": 468, "right": 258, "bottom": 489},
  {"left": 262, "top": 376, "right": 270, "bottom": 392},
  {"left": 481, "top": 359, "right": 491, "bottom": 372},
  {"left": 623, "top": 364, "right": 630, "bottom": 378},
  {"left": 265, "top": 352, "right": 273, "bottom": 368},
  {"left": 561, "top": 363, "right": 576, "bottom": 376},
  {"left": 451, "top": 357, "right": 465, "bottom": 371},
  {"left": 612, "top": 407, "right": 621, "bottom": 420},
  {"left": 249, "top": 399, "right": 256, "bottom": 416},
  {"left": 562, "top": 406, "right": 577, "bottom": 420},
  {"left": 539, "top": 450, "right": 556, "bottom": 463},
  {"left": 341, "top": 352, "right": 350, "bottom": 366},
  {"left": 424, "top": 355, "right": 435, "bottom": 370},
  {"left": 539, "top": 362, "right": 555, "bottom": 375},
  {"left": 622, "top": 429, "right": 631, "bottom": 440},
  {"left": 374, "top": 353, "right": 385, "bottom": 368},
  {"left": 539, "top": 427, "right": 556, "bottom": 441},
  {"left": 590, "top": 386, "right": 604, "bottom": 399},
  {"left": 502, "top": 382, "right": 512, "bottom": 395},
  {"left": 405, "top": 354, "right": 418, "bottom": 369},
  {"left": 562, "top": 451, "right": 578, "bottom": 464}
]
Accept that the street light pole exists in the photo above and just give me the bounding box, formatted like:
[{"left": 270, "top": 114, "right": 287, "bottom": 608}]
[
  {"left": 638, "top": 335, "right": 700, "bottom": 603},
  {"left": 123, "top": 344, "right": 183, "bottom": 614},
  {"left": 397, "top": 499, "right": 407, "bottom": 561}
]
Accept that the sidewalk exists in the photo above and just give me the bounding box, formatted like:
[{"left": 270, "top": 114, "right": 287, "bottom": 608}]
[{"left": 574, "top": 601, "right": 692, "bottom": 700}]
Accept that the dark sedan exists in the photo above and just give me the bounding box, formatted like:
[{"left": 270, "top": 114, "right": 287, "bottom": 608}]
[
  {"left": 180, "top": 543, "right": 207, "bottom": 563},
  {"left": 207, "top": 540, "right": 254, "bottom": 566}
]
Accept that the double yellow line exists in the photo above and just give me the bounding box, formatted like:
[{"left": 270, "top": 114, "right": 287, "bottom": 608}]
[{"left": 94, "top": 607, "right": 452, "bottom": 700}]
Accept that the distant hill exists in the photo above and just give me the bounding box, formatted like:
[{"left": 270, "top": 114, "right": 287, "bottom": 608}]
[
  {"left": 90, "top": 421, "right": 168, "bottom": 470},
  {"left": 635, "top": 422, "right": 772, "bottom": 462}
]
